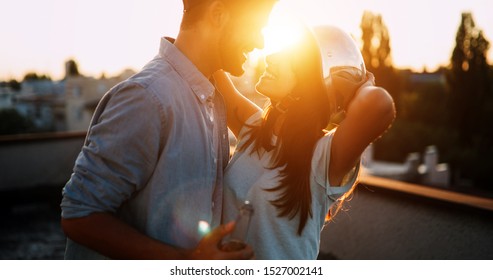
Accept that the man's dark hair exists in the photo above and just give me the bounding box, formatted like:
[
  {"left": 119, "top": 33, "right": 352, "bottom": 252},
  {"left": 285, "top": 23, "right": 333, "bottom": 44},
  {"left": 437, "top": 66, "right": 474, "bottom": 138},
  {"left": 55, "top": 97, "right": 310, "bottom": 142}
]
[
  {"left": 180, "top": 0, "right": 275, "bottom": 29},
  {"left": 181, "top": 0, "right": 212, "bottom": 29},
  {"left": 182, "top": 0, "right": 210, "bottom": 12}
]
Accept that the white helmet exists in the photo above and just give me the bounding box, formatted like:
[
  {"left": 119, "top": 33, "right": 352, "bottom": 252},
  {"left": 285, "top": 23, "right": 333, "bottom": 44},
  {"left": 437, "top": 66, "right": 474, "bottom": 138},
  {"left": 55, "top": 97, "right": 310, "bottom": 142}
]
[
  {"left": 312, "top": 25, "right": 366, "bottom": 80},
  {"left": 313, "top": 25, "right": 367, "bottom": 128}
]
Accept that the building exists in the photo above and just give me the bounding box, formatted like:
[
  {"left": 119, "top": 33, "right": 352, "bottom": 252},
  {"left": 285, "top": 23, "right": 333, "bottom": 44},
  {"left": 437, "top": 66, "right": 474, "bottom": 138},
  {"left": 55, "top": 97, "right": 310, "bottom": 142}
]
[
  {"left": 363, "top": 144, "right": 450, "bottom": 188},
  {"left": 63, "top": 70, "right": 134, "bottom": 131},
  {"left": 10, "top": 79, "right": 66, "bottom": 131}
]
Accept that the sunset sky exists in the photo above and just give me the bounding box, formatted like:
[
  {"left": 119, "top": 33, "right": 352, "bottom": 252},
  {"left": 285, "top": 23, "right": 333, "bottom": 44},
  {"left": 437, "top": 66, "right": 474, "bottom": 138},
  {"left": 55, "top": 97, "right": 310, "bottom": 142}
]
[{"left": 1, "top": 0, "right": 492, "bottom": 80}]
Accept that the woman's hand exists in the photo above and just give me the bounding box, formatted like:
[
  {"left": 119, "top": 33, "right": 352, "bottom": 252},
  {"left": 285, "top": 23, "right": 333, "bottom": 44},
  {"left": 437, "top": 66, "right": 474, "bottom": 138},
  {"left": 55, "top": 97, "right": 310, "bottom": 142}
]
[
  {"left": 327, "top": 70, "right": 375, "bottom": 129},
  {"left": 344, "top": 71, "right": 376, "bottom": 110}
]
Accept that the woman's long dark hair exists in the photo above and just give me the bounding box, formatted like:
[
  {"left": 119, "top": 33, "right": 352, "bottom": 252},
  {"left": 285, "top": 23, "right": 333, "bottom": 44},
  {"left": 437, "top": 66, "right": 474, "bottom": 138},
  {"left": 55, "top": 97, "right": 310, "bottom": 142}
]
[{"left": 240, "top": 28, "right": 331, "bottom": 235}]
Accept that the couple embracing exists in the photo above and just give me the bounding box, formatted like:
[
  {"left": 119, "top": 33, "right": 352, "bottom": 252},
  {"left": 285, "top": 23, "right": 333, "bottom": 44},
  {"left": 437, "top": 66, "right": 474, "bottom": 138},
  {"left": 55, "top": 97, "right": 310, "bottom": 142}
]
[{"left": 60, "top": 0, "right": 395, "bottom": 260}]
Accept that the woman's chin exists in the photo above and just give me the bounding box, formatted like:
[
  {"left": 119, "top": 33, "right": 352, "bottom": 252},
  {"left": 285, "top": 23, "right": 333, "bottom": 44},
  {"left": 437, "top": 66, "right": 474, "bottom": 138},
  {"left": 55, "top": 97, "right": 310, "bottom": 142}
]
[
  {"left": 256, "top": 77, "right": 271, "bottom": 91},
  {"left": 255, "top": 82, "right": 267, "bottom": 97}
]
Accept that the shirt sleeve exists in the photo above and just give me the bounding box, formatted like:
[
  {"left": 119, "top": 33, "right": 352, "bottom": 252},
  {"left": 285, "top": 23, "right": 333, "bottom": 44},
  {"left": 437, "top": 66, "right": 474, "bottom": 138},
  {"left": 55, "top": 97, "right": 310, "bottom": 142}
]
[
  {"left": 311, "top": 131, "right": 360, "bottom": 201},
  {"left": 61, "top": 82, "right": 164, "bottom": 218}
]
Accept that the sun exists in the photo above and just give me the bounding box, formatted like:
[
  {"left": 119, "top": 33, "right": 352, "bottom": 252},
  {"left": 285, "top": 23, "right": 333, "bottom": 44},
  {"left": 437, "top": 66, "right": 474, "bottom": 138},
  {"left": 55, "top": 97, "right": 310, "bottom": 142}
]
[{"left": 260, "top": 3, "right": 305, "bottom": 56}]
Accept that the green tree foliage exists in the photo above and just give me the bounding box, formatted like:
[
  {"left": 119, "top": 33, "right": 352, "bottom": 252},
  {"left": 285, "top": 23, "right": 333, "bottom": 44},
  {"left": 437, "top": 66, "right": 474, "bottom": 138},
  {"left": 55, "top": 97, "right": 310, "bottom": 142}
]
[
  {"left": 446, "top": 12, "right": 492, "bottom": 187},
  {"left": 361, "top": 11, "right": 392, "bottom": 69},
  {"left": 65, "top": 59, "right": 80, "bottom": 78},
  {"left": 0, "top": 108, "right": 35, "bottom": 135},
  {"left": 358, "top": 11, "right": 492, "bottom": 191},
  {"left": 8, "top": 79, "right": 21, "bottom": 91},
  {"left": 360, "top": 11, "right": 403, "bottom": 161},
  {"left": 360, "top": 11, "right": 401, "bottom": 108},
  {"left": 23, "top": 72, "right": 52, "bottom": 81},
  {"left": 375, "top": 70, "right": 453, "bottom": 165}
]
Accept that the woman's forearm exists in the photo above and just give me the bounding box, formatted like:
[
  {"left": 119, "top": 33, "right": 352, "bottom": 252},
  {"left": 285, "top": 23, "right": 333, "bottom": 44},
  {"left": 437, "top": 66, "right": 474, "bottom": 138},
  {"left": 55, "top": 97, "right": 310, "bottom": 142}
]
[
  {"left": 213, "top": 70, "right": 261, "bottom": 137},
  {"left": 329, "top": 85, "right": 395, "bottom": 185}
]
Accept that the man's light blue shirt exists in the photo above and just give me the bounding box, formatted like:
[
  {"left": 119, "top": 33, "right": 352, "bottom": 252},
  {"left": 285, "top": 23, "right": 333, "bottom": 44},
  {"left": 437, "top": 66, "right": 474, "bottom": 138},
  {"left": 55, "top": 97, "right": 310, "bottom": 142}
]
[{"left": 61, "top": 37, "right": 229, "bottom": 259}]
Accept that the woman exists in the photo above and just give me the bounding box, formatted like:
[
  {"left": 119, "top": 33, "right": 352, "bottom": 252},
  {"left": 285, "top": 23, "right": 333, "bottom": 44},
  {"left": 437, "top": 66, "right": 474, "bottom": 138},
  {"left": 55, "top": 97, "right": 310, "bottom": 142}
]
[{"left": 214, "top": 25, "right": 395, "bottom": 259}]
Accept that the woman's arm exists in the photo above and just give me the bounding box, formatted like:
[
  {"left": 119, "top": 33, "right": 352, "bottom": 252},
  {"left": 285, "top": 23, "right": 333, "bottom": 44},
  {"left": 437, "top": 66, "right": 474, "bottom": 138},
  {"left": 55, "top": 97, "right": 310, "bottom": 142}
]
[
  {"left": 213, "top": 70, "right": 262, "bottom": 137},
  {"left": 329, "top": 83, "right": 396, "bottom": 186}
]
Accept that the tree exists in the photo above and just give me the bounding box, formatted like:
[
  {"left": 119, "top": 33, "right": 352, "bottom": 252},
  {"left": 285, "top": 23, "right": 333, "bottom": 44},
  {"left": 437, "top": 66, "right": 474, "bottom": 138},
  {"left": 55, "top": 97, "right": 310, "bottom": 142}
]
[
  {"left": 361, "top": 11, "right": 392, "bottom": 70},
  {"left": 360, "top": 11, "right": 402, "bottom": 159},
  {"left": 65, "top": 59, "right": 80, "bottom": 78},
  {"left": 23, "top": 72, "right": 51, "bottom": 82},
  {"left": 8, "top": 79, "right": 21, "bottom": 91},
  {"left": 448, "top": 12, "right": 490, "bottom": 141},
  {"left": 446, "top": 12, "right": 492, "bottom": 188},
  {"left": 360, "top": 11, "right": 401, "bottom": 110},
  {"left": 0, "top": 108, "right": 35, "bottom": 135}
]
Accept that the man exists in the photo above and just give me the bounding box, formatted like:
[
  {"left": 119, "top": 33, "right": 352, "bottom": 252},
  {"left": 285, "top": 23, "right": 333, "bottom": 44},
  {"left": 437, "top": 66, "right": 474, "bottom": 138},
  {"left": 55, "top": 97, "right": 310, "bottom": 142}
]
[{"left": 60, "top": 0, "right": 276, "bottom": 259}]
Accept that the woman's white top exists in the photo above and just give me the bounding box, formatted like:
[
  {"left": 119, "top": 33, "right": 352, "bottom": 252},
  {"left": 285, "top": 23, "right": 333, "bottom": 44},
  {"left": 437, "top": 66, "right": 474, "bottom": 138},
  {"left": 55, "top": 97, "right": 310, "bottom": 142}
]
[{"left": 223, "top": 112, "right": 360, "bottom": 259}]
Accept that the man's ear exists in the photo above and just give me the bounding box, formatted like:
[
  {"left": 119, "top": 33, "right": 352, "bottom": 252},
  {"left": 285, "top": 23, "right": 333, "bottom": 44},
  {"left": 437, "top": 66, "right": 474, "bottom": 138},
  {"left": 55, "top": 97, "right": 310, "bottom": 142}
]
[{"left": 207, "top": 0, "right": 230, "bottom": 28}]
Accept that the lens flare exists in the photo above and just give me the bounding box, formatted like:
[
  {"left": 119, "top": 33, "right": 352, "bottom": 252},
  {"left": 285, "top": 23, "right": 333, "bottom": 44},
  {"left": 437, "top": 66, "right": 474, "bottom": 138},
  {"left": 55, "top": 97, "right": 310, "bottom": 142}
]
[
  {"left": 198, "top": 220, "right": 210, "bottom": 236},
  {"left": 261, "top": 3, "right": 304, "bottom": 55}
]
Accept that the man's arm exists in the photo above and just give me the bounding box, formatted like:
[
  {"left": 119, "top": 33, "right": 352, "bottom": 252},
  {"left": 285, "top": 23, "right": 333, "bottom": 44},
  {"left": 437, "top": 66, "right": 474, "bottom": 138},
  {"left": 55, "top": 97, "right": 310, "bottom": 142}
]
[
  {"left": 61, "top": 84, "right": 253, "bottom": 260},
  {"left": 61, "top": 213, "right": 253, "bottom": 260}
]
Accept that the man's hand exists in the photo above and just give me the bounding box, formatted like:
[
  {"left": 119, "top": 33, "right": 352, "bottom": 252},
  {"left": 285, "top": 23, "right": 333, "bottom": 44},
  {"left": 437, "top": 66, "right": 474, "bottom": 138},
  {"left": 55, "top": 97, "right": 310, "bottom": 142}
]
[
  {"left": 189, "top": 222, "right": 255, "bottom": 260},
  {"left": 62, "top": 213, "right": 255, "bottom": 260}
]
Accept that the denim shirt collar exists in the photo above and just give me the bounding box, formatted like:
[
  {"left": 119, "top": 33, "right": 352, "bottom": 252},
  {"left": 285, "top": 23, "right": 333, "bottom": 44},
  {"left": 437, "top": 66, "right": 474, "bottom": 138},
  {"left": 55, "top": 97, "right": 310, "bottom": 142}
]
[{"left": 159, "top": 37, "right": 214, "bottom": 104}]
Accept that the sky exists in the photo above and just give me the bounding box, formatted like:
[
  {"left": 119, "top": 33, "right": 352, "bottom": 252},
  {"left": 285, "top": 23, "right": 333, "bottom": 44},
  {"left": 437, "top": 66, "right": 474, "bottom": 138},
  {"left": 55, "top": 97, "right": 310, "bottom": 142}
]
[{"left": 1, "top": 0, "right": 492, "bottom": 81}]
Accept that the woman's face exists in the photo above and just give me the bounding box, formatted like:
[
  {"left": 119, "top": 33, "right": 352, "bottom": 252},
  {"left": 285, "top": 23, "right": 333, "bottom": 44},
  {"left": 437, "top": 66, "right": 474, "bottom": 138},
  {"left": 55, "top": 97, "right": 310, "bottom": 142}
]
[{"left": 255, "top": 51, "right": 297, "bottom": 102}]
